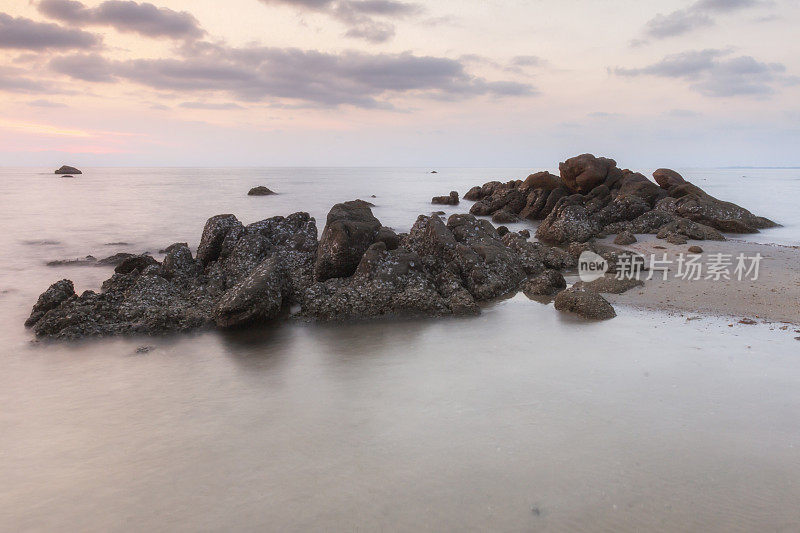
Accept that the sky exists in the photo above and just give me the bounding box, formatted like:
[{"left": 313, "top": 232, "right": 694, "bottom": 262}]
[{"left": 0, "top": 0, "right": 798, "bottom": 167}]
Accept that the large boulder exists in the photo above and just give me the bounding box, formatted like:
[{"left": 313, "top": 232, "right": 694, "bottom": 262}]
[
  {"left": 55, "top": 165, "right": 81, "bottom": 175},
  {"left": 314, "top": 200, "right": 382, "bottom": 281},
  {"left": 521, "top": 171, "right": 562, "bottom": 191},
  {"left": 213, "top": 257, "right": 285, "bottom": 327},
  {"left": 197, "top": 214, "right": 244, "bottom": 266},
  {"left": 25, "top": 279, "right": 75, "bottom": 327},
  {"left": 535, "top": 196, "right": 596, "bottom": 244},
  {"left": 559, "top": 154, "right": 620, "bottom": 193},
  {"left": 554, "top": 288, "right": 616, "bottom": 320}
]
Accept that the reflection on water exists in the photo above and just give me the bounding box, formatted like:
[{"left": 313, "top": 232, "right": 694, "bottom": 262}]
[{"left": 1, "top": 167, "right": 800, "bottom": 531}]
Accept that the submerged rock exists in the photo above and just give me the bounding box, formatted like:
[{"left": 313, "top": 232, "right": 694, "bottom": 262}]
[
  {"left": 55, "top": 165, "right": 81, "bottom": 175},
  {"left": 248, "top": 186, "right": 276, "bottom": 196}
]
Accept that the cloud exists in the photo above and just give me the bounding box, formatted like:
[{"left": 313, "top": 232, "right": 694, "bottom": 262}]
[
  {"left": 0, "top": 12, "right": 99, "bottom": 50},
  {"left": 27, "top": 99, "right": 69, "bottom": 108},
  {"left": 511, "top": 55, "right": 546, "bottom": 68},
  {"left": 258, "top": 0, "right": 422, "bottom": 42},
  {"left": 50, "top": 53, "right": 116, "bottom": 82},
  {"left": 48, "top": 43, "right": 536, "bottom": 108},
  {"left": 0, "top": 66, "right": 64, "bottom": 93},
  {"left": 38, "top": 0, "right": 205, "bottom": 40},
  {"left": 636, "top": 0, "right": 765, "bottom": 43},
  {"left": 179, "top": 101, "right": 244, "bottom": 110},
  {"left": 613, "top": 49, "right": 793, "bottom": 97}
]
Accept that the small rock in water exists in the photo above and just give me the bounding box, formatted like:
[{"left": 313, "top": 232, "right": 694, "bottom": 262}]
[
  {"left": 739, "top": 318, "right": 757, "bottom": 325},
  {"left": 432, "top": 191, "right": 459, "bottom": 205},
  {"left": 54, "top": 165, "right": 81, "bottom": 175},
  {"left": 554, "top": 288, "right": 616, "bottom": 320},
  {"left": 430, "top": 170, "right": 438, "bottom": 174},
  {"left": 688, "top": 245, "right": 704, "bottom": 254},
  {"left": 135, "top": 345, "right": 154, "bottom": 354},
  {"left": 247, "top": 186, "right": 276, "bottom": 196},
  {"left": 518, "top": 229, "right": 530, "bottom": 238},
  {"left": 105, "top": 242, "right": 130, "bottom": 246},
  {"left": 97, "top": 252, "right": 136, "bottom": 266}
]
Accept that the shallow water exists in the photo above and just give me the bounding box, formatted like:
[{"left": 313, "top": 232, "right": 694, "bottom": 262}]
[{"left": 1, "top": 167, "right": 799, "bottom": 531}]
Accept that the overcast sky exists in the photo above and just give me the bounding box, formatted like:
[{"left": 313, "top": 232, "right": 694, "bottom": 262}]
[{"left": 0, "top": 0, "right": 798, "bottom": 167}]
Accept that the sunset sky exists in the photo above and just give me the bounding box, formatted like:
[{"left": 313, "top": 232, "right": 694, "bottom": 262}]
[{"left": 0, "top": 0, "right": 798, "bottom": 167}]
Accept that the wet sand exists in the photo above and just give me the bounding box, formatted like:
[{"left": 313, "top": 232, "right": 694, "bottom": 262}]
[{"left": 595, "top": 236, "right": 800, "bottom": 325}]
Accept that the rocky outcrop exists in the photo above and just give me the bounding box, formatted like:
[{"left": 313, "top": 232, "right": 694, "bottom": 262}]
[
  {"left": 248, "top": 186, "right": 276, "bottom": 196},
  {"left": 25, "top": 280, "right": 75, "bottom": 327},
  {"left": 55, "top": 165, "right": 81, "bottom": 175},
  {"left": 460, "top": 153, "right": 775, "bottom": 242},
  {"left": 213, "top": 256, "right": 285, "bottom": 327},
  {"left": 432, "top": 191, "right": 459, "bottom": 205}
]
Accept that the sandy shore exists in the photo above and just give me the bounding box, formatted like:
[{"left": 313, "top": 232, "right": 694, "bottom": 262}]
[{"left": 586, "top": 235, "right": 800, "bottom": 325}]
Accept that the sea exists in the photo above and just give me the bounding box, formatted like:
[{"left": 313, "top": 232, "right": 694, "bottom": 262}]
[{"left": 1, "top": 167, "right": 799, "bottom": 531}]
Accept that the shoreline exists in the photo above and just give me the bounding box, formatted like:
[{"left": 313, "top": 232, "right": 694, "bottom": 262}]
[{"left": 591, "top": 236, "right": 800, "bottom": 326}]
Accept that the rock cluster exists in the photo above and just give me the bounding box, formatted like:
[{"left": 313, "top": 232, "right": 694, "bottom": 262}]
[
  {"left": 464, "top": 154, "right": 776, "bottom": 245},
  {"left": 432, "top": 191, "right": 459, "bottom": 205},
  {"left": 26, "top": 154, "right": 780, "bottom": 339}
]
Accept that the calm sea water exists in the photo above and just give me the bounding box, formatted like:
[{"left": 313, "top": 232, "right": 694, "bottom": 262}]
[{"left": 1, "top": 167, "right": 799, "bottom": 531}]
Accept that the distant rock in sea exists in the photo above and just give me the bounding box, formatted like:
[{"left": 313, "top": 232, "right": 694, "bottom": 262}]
[
  {"left": 248, "top": 186, "right": 276, "bottom": 196},
  {"left": 55, "top": 165, "right": 81, "bottom": 175}
]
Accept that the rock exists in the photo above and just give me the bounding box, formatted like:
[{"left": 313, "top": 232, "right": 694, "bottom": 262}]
[
  {"left": 738, "top": 318, "right": 757, "bottom": 325},
  {"left": 54, "top": 165, "right": 81, "bottom": 175},
  {"left": 47, "top": 256, "right": 97, "bottom": 266},
  {"left": 664, "top": 233, "right": 688, "bottom": 245},
  {"left": 197, "top": 214, "right": 244, "bottom": 266},
  {"left": 160, "top": 243, "right": 199, "bottom": 279},
  {"left": 657, "top": 188, "right": 776, "bottom": 233},
  {"left": 213, "top": 257, "right": 285, "bottom": 327},
  {"left": 432, "top": 210, "right": 445, "bottom": 216},
  {"left": 97, "top": 252, "right": 136, "bottom": 266},
  {"left": 559, "top": 154, "right": 620, "bottom": 193},
  {"left": 518, "top": 229, "right": 530, "bottom": 238},
  {"left": 522, "top": 269, "right": 566, "bottom": 297},
  {"left": 491, "top": 209, "right": 519, "bottom": 223},
  {"left": 303, "top": 241, "right": 476, "bottom": 320},
  {"left": 535, "top": 196, "right": 596, "bottom": 244},
  {"left": 688, "top": 245, "right": 703, "bottom": 254},
  {"left": 375, "top": 227, "right": 400, "bottom": 250},
  {"left": 432, "top": 191, "right": 459, "bottom": 205},
  {"left": 653, "top": 168, "right": 686, "bottom": 189},
  {"left": 135, "top": 345, "right": 154, "bottom": 354},
  {"left": 114, "top": 254, "right": 159, "bottom": 275},
  {"left": 613, "top": 231, "right": 637, "bottom": 245},
  {"left": 25, "top": 279, "right": 75, "bottom": 327},
  {"left": 656, "top": 218, "right": 725, "bottom": 241},
  {"left": 247, "top": 186, "right": 276, "bottom": 196},
  {"left": 572, "top": 275, "right": 643, "bottom": 294},
  {"left": 604, "top": 210, "right": 678, "bottom": 235},
  {"left": 430, "top": 170, "right": 438, "bottom": 174},
  {"left": 314, "top": 200, "right": 381, "bottom": 281},
  {"left": 464, "top": 186, "right": 483, "bottom": 201},
  {"left": 521, "top": 171, "right": 561, "bottom": 191},
  {"left": 554, "top": 288, "right": 616, "bottom": 320},
  {"left": 496, "top": 226, "right": 510, "bottom": 237},
  {"left": 616, "top": 172, "right": 667, "bottom": 206}
]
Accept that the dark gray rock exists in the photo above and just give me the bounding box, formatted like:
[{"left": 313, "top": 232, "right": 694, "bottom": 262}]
[
  {"left": 213, "top": 256, "right": 285, "bottom": 327},
  {"left": 572, "top": 275, "right": 643, "bottom": 294},
  {"left": 197, "top": 214, "right": 244, "bottom": 266},
  {"left": 536, "top": 196, "right": 596, "bottom": 244},
  {"left": 55, "top": 165, "right": 81, "bottom": 175},
  {"left": 248, "top": 186, "right": 276, "bottom": 196},
  {"left": 115, "top": 254, "right": 159, "bottom": 275},
  {"left": 314, "top": 200, "right": 381, "bottom": 281},
  {"left": 47, "top": 256, "right": 97, "bottom": 266},
  {"left": 25, "top": 279, "right": 75, "bottom": 328}
]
